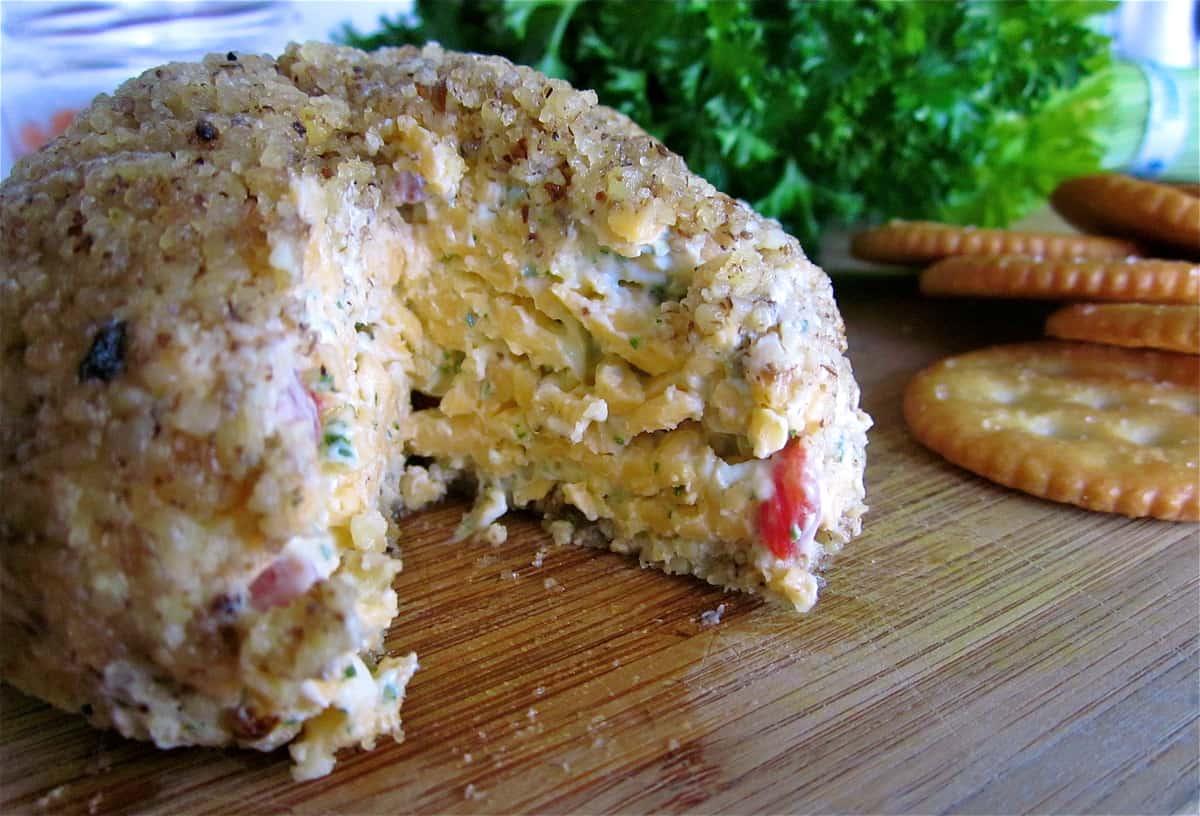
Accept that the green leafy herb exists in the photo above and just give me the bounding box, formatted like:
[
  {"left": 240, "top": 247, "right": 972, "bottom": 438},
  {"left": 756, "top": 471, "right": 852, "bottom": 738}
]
[{"left": 340, "top": 0, "right": 1116, "bottom": 250}]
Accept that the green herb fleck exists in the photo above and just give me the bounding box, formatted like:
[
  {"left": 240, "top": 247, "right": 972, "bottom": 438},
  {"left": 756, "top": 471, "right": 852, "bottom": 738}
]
[
  {"left": 438, "top": 350, "right": 465, "bottom": 377},
  {"left": 323, "top": 420, "right": 357, "bottom": 465},
  {"left": 344, "top": 665, "right": 357, "bottom": 679},
  {"left": 317, "top": 367, "right": 335, "bottom": 391},
  {"left": 629, "top": 337, "right": 641, "bottom": 350},
  {"left": 790, "top": 523, "right": 802, "bottom": 542},
  {"left": 614, "top": 435, "right": 625, "bottom": 445},
  {"left": 354, "top": 321, "right": 376, "bottom": 338},
  {"left": 673, "top": 485, "right": 685, "bottom": 497}
]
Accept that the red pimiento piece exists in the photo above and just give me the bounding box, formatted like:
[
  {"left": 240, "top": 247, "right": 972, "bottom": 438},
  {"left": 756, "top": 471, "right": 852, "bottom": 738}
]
[
  {"left": 277, "top": 371, "right": 322, "bottom": 442},
  {"left": 758, "top": 439, "right": 819, "bottom": 559},
  {"left": 249, "top": 555, "right": 318, "bottom": 611}
]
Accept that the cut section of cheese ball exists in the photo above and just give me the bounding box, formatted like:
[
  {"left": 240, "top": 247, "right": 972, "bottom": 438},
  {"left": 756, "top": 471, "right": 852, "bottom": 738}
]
[{"left": 0, "top": 42, "right": 869, "bottom": 778}]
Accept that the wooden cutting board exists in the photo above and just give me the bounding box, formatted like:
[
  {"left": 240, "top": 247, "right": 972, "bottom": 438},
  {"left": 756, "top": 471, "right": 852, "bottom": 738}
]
[{"left": 2, "top": 271, "right": 1197, "bottom": 815}]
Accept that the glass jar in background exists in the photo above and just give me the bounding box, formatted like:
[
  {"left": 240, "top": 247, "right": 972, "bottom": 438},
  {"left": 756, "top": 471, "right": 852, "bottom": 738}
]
[{"left": 1, "top": 1, "right": 300, "bottom": 177}]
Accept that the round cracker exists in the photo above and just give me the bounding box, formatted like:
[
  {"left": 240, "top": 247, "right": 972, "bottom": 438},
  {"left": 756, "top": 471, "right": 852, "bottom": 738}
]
[
  {"left": 849, "top": 219, "right": 1138, "bottom": 265},
  {"left": 904, "top": 341, "right": 1199, "bottom": 521},
  {"left": 1050, "top": 174, "right": 1200, "bottom": 253},
  {"left": 919, "top": 255, "right": 1199, "bottom": 303},
  {"left": 1046, "top": 303, "right": 1200, "bottom": 354}
]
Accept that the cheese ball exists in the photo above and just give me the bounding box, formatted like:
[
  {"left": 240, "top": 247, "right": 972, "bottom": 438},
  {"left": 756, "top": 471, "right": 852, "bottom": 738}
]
[{"left": 0, "top": 42, "right": 870, "bottom": 778}]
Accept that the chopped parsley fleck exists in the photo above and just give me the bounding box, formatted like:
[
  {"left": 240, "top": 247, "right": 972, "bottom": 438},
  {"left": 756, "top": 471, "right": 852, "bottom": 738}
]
[
  {"left": 480, "top": 381, "right": 492, "bottom": 398},
  {"left": 790, "top": 523, "right": 802, "bottom": 542},
  {"left": 323, "top": 420, "right": 357, "bottom": 465},
  {"left": 344, "top": 665, "right": 357, "bottom": 679},
  {"left": 629, "top": 337, "right": 641, "bottom": 350},
  {"left": 354, "top": 321, "right": 375, "bottom": 338},
  {"left": 515, "top": 426, "right": 528, "bottom": 441},
  {"left": 614, "top": 435, "right": 625, "bottom": 445},
  {"left": 465, "top": 311, "right": 478, "bottom": 328},
  {"left": 438, "top": 350, "right": 465, "bottom": 376},
  {"left": 673, "top": 485, "right": 685, "bottom": 496}
]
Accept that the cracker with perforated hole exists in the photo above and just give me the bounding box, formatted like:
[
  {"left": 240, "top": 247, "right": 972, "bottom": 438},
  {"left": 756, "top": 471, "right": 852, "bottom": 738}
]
[
  {"left": 1050, "top": 174, "right": 1200, "bottom": 255},
  {"left": 920, "top": 255, "right": 1199, "bottom": 303},
  {"left": 903, "top": 342, "right": 1199, "bottom": 521},
  {"left": 1046, "top": 303, "right": 1200, "bottom": 354},
  {"left": 849, "top": 220, "right": 1138, "bottom": 266}
]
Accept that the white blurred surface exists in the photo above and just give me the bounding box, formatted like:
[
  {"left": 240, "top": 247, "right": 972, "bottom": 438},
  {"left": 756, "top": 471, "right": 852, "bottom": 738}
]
[
  {"left": 0, "top": 0, "right": 412, "bottom": 175},
  {"left": 1116, "top": 0, "right": 1199, "bottom": 67}
]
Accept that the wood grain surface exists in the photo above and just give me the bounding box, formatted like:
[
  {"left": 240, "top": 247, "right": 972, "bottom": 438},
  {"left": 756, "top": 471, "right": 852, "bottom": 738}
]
[{"left": 2, "top": 273, "right": 1198, "bottom": 815}]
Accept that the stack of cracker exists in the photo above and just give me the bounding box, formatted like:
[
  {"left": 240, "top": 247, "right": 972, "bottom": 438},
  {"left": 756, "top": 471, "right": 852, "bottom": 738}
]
[{"left": 851, "top": 174, "right": 1199, "bottom": 521}]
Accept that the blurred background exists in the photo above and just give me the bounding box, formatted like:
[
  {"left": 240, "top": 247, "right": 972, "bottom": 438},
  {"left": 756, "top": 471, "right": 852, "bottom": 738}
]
[{"left": 0, "top": 1, "right": 416, "bottom": 174}]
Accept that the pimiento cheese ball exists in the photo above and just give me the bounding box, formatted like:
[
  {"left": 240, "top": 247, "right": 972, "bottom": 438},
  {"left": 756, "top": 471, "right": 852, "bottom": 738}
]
[{"left": 0, "top": 42, "right": 869, "bottom": 779}]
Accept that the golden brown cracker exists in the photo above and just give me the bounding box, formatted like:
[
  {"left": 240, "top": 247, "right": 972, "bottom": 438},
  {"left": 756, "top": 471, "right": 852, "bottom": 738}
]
[
  {"left": 903, "top": 342, "right": 1199, "bottom": 520},
  {"left": 1050, "top": 174, "right": 1200, "bottom": 254},
  {"left": 1046, "top": 303, "right": 1200, "bottom": 354},
  {"left": 849, "top": 219, "right": 1138, "bottom": 265},
  {"left": 919, "top": 255, "right": 1199, "bottom": 303}
]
